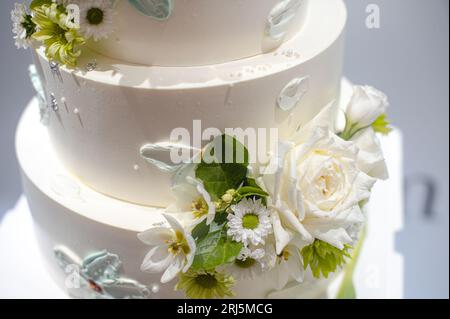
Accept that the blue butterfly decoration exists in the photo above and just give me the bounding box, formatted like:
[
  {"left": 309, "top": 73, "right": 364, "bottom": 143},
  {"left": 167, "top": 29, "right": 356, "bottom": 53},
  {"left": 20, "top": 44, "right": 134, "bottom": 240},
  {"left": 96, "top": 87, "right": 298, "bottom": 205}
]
[
  {"left": 128, "top": 0, "right": 173, "bottom": 20},
  {"left": 54, "top": 246, "right": 151, "bottom": 299}
]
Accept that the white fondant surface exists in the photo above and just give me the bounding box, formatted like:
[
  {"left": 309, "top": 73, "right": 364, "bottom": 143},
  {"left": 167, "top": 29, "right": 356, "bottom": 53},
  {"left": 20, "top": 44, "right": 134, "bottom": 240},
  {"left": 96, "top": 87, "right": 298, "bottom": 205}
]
[
  {"left": 89, "top": 0, "right": 311, "bottom": 66},
  {"left": 33, "top": 0, "right": 346, "bottom": 207}
]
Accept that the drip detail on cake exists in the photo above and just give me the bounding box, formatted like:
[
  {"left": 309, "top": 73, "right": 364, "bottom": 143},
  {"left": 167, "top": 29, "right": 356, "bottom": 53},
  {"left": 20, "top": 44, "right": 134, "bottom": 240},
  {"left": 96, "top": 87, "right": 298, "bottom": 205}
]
[
  {"left": 28, "top": 64, "right": 49, "bottom": 125},
  {"left": 128, "top": 0, "right": 173, "bottom": 20},
  {"left": 277, "top": 76, "right": 310, "bottom": 111},
  {"left": 54, "top": 246, "right": 152, "bottom": 299},
  {"left": 266, "top": 0, "right": 304, "bottom": 42}
]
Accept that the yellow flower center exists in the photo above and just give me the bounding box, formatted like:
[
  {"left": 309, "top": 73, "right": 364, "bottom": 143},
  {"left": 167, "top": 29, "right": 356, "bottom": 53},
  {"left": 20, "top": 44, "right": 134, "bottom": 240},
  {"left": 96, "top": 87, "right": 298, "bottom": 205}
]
[
  {"left": 242, "top": 213, "right": 259, "bottom": 230},
  {"left": 167, "top": 230, "right": 190, "bottom": 256},
  {"left": 235, "top": 258, "right": 256, "bottom": 269},
  {"left": 192, "top": 197, "right": 208, "bottom": 219},
  {"left": 278, "top": 248, "right": 291, "bottom": 263},
  {"left": 86, "top": 8, "right": 104, "bottom": 25},
  {"left": 195, "top": 273, "right": 218, "bottom": 289}
]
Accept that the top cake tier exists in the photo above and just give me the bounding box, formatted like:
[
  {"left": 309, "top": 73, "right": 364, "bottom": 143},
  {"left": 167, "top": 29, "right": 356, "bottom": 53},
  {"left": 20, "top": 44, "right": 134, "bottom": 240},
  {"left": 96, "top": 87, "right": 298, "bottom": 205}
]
[{"left": 87, "top": 0, "right": 310, "bottom": 66}]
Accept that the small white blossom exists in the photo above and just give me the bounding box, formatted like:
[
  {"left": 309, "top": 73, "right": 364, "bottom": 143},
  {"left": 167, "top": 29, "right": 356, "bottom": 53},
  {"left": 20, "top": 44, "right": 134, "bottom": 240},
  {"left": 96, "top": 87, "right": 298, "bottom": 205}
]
[
  {"left": 138, "top": 214, "right": 196, "bottom": 284},
  {"left": 11, "top": 3, "right": 30, "bottom": 49},
  {"left": 227, "top": 198, "right": 273, "bottom": 246},
  {"left": 77, "top": 0, "right": 114, "bottom": 41}
]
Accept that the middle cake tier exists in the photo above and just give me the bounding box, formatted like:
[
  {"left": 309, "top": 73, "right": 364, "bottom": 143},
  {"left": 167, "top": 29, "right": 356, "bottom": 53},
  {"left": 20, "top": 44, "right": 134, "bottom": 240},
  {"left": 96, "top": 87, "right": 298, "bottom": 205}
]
[{"left": 32, "top": 0, "right": 347, "bottom": 207}]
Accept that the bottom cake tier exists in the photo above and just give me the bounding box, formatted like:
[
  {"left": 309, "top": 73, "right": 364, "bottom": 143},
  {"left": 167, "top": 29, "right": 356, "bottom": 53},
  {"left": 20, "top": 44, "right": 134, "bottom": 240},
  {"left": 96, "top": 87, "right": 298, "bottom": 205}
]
[{"left": 16, "top": 79, "right": 397, "bottom": 299}]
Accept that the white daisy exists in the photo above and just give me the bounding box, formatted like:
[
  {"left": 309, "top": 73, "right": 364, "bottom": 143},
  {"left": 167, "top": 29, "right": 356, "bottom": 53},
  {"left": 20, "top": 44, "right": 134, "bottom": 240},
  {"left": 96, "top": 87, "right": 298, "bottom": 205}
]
[
  {"left": 226, "top": 246, "right": 266, "bottom": 280},
  {"left": 227, "top": 198, "right": 273, "bottom": 246},
  {"left": 11, "top": 3, "right": 30, "bottom": 49},
  {"left": 77, "top": 0, "right": 114, "bottom": 41}
]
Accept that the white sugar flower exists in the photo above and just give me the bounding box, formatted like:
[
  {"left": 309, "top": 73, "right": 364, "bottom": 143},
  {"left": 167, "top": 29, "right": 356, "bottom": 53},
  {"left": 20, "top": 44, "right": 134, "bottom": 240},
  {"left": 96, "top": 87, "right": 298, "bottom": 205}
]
[
  {"left": 226, "top": 246, "right": 266, "bottom": 280},
  {"left": 77, "top": 0, "right": 114, "bottom": 41},
  {"left": 227, "top": 198, "right": 273, "bottom": 246},
  {"left": 11, "top": 3, "right": 31, "bottom": 49},
  {"left": 138, "top": 214, "right": 196, "bottom": 284}
]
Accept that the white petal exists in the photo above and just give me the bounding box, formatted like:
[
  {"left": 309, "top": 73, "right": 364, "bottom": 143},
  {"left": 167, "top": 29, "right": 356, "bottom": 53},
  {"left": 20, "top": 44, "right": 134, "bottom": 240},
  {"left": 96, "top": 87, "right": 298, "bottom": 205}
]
[
  {"left": 271, "top": 211, "right": 294, "bottom": 255},
  {"left": 263, "top": 140, "right": 294, "bottom": 198},
  {"left": 275, "top": 200, "right": 313, "bottom": 244},
  {"left": 288, "top": 250, "right": 304, "bottom": 283},
  {"left": 137, "top": 228, "right": 173, "bottom": 246},
  {"left": 161, "top": 255, "right": 184, "bottom": 284},
  {"left": 274, "top": 263, "right": 291, "bottom": 290},
  {"left": 353, "top": 127, "right": 389, "bottom": 180},
  {"left": 291, "top": 101, "right": 338, "bottom": 143},
  {"left": 346, "top": 86, "right": 389, "bottom": 128},
  {"left": 340, "top": 171, "right": 377, "bottom": 210},
  {"left": 303, "top": 222, "right": 353, "bottom": 250},
  {"left": 171, "top": 183, "right": 198, "bottom": 211},
  {"left": 183, "top": 234, "right": 197, "bottom": 272},
  {"left": 163, "top": 213, "right": 184, "bottom": 234},
  {"left": 304, "top": 205, "right": 364, "bottom": 231},
  {"left": 196, "top": 182, "right": 216, "bottom": 225},
  {"left": 140, "top": 245, "right": 173, "bottom": 273}
]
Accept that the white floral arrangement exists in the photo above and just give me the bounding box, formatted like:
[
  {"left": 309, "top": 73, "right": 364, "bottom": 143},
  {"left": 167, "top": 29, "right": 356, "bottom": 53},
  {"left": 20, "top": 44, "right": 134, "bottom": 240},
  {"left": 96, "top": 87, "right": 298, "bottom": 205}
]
[
  {"left": 138, "top": 86, "right": 392, "bottom": 299},
  {"left": 11, "top": 0, "right": 115, "bottom": 67}
]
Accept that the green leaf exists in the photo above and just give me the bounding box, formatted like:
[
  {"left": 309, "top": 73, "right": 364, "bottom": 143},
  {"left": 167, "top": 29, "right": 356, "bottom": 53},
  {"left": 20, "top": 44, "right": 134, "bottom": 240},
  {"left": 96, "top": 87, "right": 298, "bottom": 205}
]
[
  {"left": 237, "top": 186, "right": 269, "bottom": 198},
  {"left": 202, "top": 134, "right": 249, "bottom": 166},
  {"left": 30, "top": 0, "right": 52, "bottom": 10},
  {"left": 191, "top": 220, "right": 210, "bottom": 241},
  {"left": 191, "top": 223, "right": 243, "bottom": 271},
  {"left": 372, "top": 114, "right": 392, "bottom": 135},
  {"left": 191, "top": 212, "right": 228, "bottom": 241},
  {"left": 243, "top": 178, "right": 260, "bottom": 188},
  {"left": 196, "top": 135, "right": 250, "bottom": 200},
  {"left": 196, "top": 163, "right": 247, "bottom": 201},
  {"left": 301, "top": 240, "right": 352, "bottom": 279}
]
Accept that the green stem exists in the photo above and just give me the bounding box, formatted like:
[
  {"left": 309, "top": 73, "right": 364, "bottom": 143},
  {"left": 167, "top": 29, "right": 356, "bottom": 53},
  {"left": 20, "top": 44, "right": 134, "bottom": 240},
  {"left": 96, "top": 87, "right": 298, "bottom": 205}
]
[{"left": 336, "top": 228, "right": 367, "bottom": 299}]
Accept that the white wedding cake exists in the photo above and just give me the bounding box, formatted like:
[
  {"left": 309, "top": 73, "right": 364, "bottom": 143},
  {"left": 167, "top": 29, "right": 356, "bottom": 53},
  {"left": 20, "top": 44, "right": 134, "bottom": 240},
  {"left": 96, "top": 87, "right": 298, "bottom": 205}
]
[{"left": 13, "top": 0, "right": 392, "bottom": 299}]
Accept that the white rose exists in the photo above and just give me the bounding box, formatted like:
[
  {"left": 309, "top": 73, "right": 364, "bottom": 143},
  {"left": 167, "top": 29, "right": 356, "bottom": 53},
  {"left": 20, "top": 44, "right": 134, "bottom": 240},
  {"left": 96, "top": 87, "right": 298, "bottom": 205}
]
[
  {"left": 263, "top": 102, "right": 377, "bottom": 253},
  {"left": 346, "top": 85, "right": 389, "bottom": 129}
]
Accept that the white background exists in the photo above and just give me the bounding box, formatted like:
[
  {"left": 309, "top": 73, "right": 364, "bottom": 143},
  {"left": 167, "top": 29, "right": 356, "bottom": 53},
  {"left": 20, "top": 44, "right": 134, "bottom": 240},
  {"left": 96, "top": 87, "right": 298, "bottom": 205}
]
[{"left": 0, "top": 0, "right": 448, "bottom": 298}]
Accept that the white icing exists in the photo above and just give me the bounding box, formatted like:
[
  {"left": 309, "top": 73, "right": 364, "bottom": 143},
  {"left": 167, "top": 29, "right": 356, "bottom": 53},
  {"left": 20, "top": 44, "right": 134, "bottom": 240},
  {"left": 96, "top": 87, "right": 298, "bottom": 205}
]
[
  {"left": 50, "top": 174, "right": 81, "bottom": 200},
  {"left": 277, "top": 76, "right": 310, "bottom": 111},
  {"left": 88, "top": 0, "right": 310, "bottom": 66},
  {"left": 36, "top": 0, "right": 347, "bottom": 207}
]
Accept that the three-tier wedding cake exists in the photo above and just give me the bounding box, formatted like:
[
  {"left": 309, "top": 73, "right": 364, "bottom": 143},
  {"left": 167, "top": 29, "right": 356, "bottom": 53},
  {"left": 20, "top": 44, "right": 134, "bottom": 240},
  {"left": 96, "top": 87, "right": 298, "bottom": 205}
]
[{"left": 13, "top": 0, "right": 392, "bottom": 299}]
